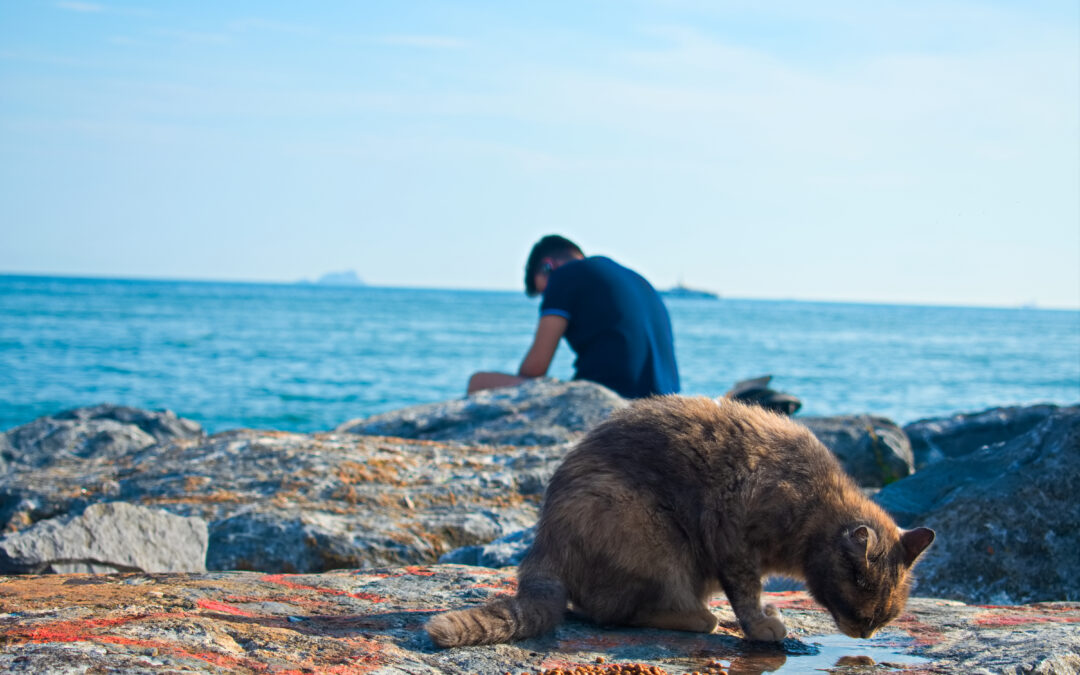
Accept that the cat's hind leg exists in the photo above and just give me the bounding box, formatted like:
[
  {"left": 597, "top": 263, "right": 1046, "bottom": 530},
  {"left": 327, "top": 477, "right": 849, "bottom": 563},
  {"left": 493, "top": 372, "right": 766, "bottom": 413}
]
[
  {"left": 628, "top": 605, "right": 718, "bottom": 633},
  {"left": 621, "top": 575, "right": 720, "bottom": 633}
]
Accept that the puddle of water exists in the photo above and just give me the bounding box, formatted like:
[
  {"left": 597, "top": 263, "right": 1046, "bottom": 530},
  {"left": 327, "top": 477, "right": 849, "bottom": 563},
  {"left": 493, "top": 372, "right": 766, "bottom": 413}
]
[{"left": 707, "top": 634, "right": 931, "bottom": 674}]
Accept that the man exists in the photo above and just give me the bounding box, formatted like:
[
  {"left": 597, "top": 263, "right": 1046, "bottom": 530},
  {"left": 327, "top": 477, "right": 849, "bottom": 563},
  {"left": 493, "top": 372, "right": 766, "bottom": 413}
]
[{"left": 467, "top": 235, "right": 679, "bottom": 398}]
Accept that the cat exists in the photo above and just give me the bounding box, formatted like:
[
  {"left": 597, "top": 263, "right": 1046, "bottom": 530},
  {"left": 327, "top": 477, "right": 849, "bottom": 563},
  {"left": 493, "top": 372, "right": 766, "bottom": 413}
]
[{"left": 426, "top": 396, "right": 934, "bottom": 646}]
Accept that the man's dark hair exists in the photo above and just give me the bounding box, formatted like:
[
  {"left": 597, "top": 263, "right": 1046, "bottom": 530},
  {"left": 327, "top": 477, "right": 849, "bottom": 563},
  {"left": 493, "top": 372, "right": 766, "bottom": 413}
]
[{"left": 524, "top": 235, "right": 584, "bottom": 297}]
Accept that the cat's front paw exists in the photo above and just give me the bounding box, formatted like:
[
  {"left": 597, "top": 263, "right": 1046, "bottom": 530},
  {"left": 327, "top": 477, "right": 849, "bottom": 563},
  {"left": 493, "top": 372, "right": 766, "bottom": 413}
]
[{"left": 744, "top": 610, "right": 787, "bottom": 642}]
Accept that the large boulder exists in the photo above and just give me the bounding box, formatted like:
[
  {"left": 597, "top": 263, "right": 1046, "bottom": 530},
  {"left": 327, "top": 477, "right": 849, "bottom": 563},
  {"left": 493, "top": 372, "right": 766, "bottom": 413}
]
[
  {"left": 876, "top": 405, "right": 1080, "bottom": 604},
  {"left": 903, "top": 404, "right": 1071, "bottom": 470},
  {"left": 0, "top": 404, "right": 204, "bottom": 473},
  {"left": 336, "top": 378, "right": 628, "bottom": 445},
  {"left": 0, "top": 565, "right": 1077, "bottom": 673},
  {"left": 0, "top": 501, "right": 207, "bottom": 574},
  {"left": 799, "top": 415, "right": 914, "bottom": 487},
  {"left": 0, "top": 420, "right": 565, "bottom": 574}
]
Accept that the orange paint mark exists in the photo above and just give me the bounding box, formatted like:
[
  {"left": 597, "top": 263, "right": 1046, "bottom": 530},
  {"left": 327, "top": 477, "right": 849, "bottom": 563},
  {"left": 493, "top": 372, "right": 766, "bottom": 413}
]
[
  {"left": 400, "top": 565, "right": 437, "bottom": 576},
  {"left": 470, "top": 575, "right": 518, "bottom": 592},
  {"left": 261, "top": 574, "right": 389, "bottom": 603}
]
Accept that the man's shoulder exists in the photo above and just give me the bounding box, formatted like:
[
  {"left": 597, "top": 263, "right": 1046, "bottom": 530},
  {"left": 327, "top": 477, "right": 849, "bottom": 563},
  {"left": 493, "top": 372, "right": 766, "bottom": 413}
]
[
  {"left": 566, "top": 255, "right": 628, "bottom": 278},
  {"left": 548, "top": 256, "right": 654, "bottom": 296}
]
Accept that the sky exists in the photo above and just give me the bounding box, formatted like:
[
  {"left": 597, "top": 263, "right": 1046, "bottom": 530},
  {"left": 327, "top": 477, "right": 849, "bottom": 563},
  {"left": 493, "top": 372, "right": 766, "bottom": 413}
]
[{"left": 1, "top": 1, "right": 1078, "bottom": 309}]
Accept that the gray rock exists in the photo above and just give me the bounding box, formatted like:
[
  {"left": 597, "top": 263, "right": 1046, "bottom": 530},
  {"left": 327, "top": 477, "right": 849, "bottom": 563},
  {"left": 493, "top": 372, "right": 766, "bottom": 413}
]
[
  {"left": 51, "top": 403, "right": 205, "bottom": 444},
  {"left": 904, "top": 404, "right": 1072, "bottom": 469},
  {"left": 876, "top": 404, "right": 1080, "bottom": 604},
  {"left": 0, "top": 403, "right": 204, "bottom": 473},
  {"left": 440, "top": 525, "right": 536, "bottom": 568},
  {"left": 336, "top": 378, "right": 628, "bottom": 445},
  {"left": 0, "top": 501, "right": 208, "bottom": 574},
  {"left": 800, "top": 415, "right": 914, "bottom": 487}
]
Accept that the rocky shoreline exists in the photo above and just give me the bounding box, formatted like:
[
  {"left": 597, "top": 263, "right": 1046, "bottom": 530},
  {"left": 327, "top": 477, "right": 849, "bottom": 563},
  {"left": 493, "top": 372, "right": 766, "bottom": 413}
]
[{"left": 1, "top": 379, "right": 1078, "bottom": 673}]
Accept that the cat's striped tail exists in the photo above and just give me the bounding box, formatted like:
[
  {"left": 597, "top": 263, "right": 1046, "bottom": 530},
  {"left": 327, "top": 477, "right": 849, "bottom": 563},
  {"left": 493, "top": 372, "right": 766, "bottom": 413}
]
[{"left": 425, "top": 573, "right": 567, "bottom": 647}]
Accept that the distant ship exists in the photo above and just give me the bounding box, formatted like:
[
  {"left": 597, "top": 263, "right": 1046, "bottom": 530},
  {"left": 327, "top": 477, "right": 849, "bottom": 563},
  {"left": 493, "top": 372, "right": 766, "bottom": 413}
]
[{"left": 661, "top": 282, "right": 719, "bottom": 300}]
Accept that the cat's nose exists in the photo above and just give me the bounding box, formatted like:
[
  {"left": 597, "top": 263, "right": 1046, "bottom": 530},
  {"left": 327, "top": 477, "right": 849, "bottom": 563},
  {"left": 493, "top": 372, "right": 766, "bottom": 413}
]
[{"left": 861, "top": 627, "right": 877, "bottom": 639}]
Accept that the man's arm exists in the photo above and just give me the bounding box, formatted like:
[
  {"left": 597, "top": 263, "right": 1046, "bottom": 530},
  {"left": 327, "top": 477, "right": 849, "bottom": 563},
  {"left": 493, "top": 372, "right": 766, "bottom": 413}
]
[
  {"left": 465, "top": 314, "right": 567, "bottom": 395},
  {"left": 518, "top": 314, "right": 568, "bottom": 377}
]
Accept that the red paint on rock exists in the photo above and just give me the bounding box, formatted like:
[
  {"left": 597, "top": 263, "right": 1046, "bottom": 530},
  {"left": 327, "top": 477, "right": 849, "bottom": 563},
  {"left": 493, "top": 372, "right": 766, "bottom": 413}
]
[
  {"left": 974, "top": 613, "right": 1080, "bottom": 628},
  {"left": 11, "top": 616, "right": 273, "bottom": 671},
  {"left": 892, "top": 612, "right": 947, "bottom": 647},
  {"left": 196, "top": 598, "right": 258, "bottom": 617},
  {"left": 261, "top": 574, "right": 390, "bottom": 603}
]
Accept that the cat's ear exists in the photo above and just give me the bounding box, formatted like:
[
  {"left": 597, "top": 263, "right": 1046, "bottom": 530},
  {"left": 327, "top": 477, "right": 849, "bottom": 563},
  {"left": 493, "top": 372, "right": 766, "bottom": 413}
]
[
  {"left": 900, "top": 527, "right": 935, "bottom": 566},
  {"left": 847, "top": 525, "right": 877, "bottom": 555}
]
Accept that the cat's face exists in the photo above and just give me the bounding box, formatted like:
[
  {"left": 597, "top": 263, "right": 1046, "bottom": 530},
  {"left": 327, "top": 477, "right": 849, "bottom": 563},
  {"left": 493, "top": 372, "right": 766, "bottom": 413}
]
[{"left": 807, "top": 526, "right": 935, "bottom": 639}]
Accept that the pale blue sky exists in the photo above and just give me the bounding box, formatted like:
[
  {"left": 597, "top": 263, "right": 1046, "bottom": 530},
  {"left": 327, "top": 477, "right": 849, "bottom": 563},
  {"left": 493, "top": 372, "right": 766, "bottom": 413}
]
[{"left": 1, "top": 1, "right": 1078, "bottom": 308}]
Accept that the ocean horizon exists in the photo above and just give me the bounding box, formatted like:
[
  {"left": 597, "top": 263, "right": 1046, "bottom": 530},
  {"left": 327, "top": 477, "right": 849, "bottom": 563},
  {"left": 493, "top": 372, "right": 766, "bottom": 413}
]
[
  {"left": 6, "top": 271, "right": 1079, "bottom": 311},
  {"left": 2, "top": 273, "right": 1078, "bottom": 434}
]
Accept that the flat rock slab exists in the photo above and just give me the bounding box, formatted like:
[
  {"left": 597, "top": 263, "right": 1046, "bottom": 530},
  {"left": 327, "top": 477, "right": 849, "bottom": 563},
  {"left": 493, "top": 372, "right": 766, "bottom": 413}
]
[
  {"left": 0, "top": 502, "right": 208, "bottom": 574},
  {"left": 2, "top": 565, "right": 1077, "bottom": 674}
]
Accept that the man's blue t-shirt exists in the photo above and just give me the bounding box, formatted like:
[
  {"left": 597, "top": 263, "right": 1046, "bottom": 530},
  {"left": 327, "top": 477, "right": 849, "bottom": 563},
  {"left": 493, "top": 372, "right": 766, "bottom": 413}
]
[{"left": 540, "top": 256, "right": 679, "bottom": 398}]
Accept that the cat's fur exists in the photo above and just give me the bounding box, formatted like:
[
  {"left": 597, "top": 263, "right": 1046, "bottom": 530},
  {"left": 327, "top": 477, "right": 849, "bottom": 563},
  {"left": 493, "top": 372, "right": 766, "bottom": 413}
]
[{"left": 426, "top": 396, "right": 934, "bottom": 646}]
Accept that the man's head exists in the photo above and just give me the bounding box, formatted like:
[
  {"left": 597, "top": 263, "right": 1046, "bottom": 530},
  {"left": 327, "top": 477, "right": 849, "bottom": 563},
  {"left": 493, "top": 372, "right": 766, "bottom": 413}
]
[{"left": 524, "top": 235, "right": 585, "bottom": 297}]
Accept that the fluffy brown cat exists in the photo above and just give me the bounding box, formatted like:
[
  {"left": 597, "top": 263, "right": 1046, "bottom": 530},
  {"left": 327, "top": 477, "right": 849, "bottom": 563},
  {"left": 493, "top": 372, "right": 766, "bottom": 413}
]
[{"left": 426, "top": 396, "right": 934, "bottom": 646}]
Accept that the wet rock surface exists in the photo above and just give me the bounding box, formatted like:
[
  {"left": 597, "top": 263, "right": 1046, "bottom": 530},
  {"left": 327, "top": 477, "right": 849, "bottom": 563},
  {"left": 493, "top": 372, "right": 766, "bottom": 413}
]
[{"left": 2, "top": 564, "right": 1077, "bottom": 674}]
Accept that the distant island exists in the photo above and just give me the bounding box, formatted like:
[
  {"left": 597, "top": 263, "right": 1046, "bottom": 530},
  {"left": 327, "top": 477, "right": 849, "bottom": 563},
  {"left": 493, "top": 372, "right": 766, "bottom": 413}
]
[
  {"left": 299, "top": 271, "right": 367, "bottom": 287},
  {"left": 661, "top": 282, "right": 719, "bottom": 300}
]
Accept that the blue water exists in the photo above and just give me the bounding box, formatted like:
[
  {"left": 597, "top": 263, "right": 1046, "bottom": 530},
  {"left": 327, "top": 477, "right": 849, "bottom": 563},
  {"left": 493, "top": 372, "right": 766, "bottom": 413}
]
[{"left": 1, "top": 275, "right": 1077, "bottom": 434}]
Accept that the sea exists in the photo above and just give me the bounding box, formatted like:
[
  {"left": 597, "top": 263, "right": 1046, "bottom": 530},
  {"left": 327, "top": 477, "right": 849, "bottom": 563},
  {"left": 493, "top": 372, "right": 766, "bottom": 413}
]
[{"left": 1, "top": 274, "right": 1077, "bottom": 434}]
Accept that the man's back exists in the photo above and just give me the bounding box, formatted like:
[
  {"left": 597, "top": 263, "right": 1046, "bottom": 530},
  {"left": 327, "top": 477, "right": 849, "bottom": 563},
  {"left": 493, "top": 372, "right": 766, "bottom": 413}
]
[{"left": 540, "top": 256, "right": 679, "bottom": 398}]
